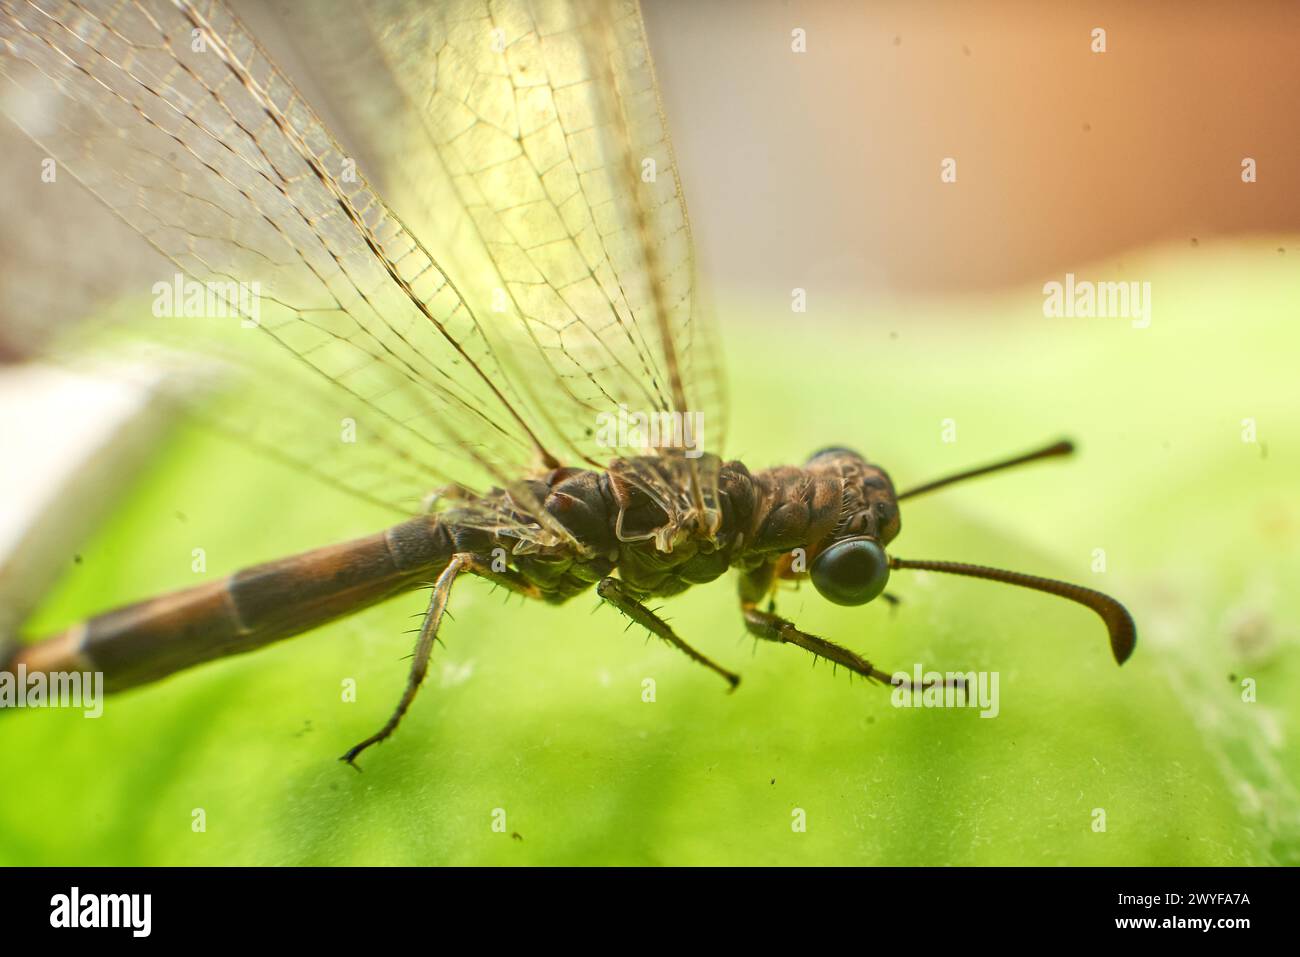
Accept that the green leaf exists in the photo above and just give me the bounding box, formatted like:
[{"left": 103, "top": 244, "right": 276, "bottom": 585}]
[{"left": 3, "top": 250, "right": 1296, "bottom": 865}]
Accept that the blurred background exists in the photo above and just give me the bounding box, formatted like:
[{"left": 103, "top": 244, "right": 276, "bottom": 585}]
[
  {"left": 644, "top": 0, "right": 1300, "bottom": 301},
  {"left": 0, "top": 0, "right": 1296, "bottom": 865}
]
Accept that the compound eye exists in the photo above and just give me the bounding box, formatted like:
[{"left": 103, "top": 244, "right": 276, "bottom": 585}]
[{"left": 810, "top": 537, "right": 890, "bottom": 606}]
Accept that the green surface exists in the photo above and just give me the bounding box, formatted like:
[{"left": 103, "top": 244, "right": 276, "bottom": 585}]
[{"left": 2, "top": 244, "right": 1297, "bottom": 865}]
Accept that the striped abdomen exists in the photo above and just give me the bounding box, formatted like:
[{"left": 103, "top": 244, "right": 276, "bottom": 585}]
[{"left": 6, "top": 516, "right": 453, "bottom": 691}]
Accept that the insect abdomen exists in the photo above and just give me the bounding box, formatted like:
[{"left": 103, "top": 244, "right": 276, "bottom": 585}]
[{"left": 6, "top": 517, "right": 453, "bottom": 692}]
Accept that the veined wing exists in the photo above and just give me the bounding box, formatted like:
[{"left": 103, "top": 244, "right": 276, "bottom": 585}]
[
  {"left": 0, "top": 0, "right": 578, "bottom": 546},
  {"left": 269, "top": 0, "right": 730, "bottom": 539}
]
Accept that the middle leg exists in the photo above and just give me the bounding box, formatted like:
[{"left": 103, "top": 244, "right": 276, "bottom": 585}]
[{"left": 597, "top": 577, "right": 740, "bottom": 689}]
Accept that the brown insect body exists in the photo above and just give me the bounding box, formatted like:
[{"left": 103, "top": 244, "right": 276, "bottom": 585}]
[
  {"left": 5, "top": 438, "right": 1136, "bottom": 766},
  {"left": 6, "top": 449, "right": 892, "bottom": 689}
]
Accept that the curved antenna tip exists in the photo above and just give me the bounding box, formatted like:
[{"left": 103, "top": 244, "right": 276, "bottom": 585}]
[
  {"left": 890, "top": 557, "right": 1137, "bottom": 667},
  {"left": 1110, "top": 605, "right": 1138, "bottom": 665}
]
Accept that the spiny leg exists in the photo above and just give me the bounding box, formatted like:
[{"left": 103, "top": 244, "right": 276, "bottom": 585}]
[
  {"left": 340, "top": 553, "right": 541, "bottom": 768},
  {"left": 741, "top": 600, "right": 895, "bottom": 683},
  {"left": 596, "top": 577, "right": 740, "bottom": 690},
  {"left": 740, "top": 601, "right": 959, "bottom": 692}
]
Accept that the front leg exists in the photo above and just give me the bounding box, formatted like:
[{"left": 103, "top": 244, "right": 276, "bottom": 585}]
[
  {"left": 741, "top": 600, "right": 963, "bottom": 693},
  {"left": 738, "top": 560, "right": 893, "bottom": 679},
  {"left": 741, "top": 600, "right": 897, "bottom": 684},
  {"left": 738, "top": 559, "right": 948, "bottom": 690},
  {"left": 596, "top": 577, "right": 740, "bottom": 690}
]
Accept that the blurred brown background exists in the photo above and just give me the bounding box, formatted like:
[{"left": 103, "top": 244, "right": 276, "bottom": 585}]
[{"left": 641, "top": 0, "right": 1300, "bottom": 302}]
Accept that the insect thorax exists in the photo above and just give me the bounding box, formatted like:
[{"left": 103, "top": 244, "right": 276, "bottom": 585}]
[{"left": 439, "top": 449, "right": 900, "bottom": 603}]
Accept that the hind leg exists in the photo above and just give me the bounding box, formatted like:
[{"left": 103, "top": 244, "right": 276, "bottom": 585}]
[{"left": 340, "top": 554, "right": 540, "bottom": 768}]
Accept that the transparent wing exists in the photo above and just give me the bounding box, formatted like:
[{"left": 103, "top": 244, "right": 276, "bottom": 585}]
[
  {"left": 1, "top": 0, "right": 729, "bottom": 546},
  {"left": 269, "top": 0, "right": 730, "bottom": 535},
  {"left": 0, "top": 0, "right": 577, "bottom": 545}
]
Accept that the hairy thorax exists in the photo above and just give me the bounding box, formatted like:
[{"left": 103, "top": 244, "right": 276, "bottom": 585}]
[{"left": 444, "top": 451, "right": 901, "bottom": 604}]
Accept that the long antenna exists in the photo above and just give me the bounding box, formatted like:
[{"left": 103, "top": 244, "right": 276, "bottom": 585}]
[
  {"left": 889, "top": 557, "right": 1137, "bottom": 664},
  {"left": 897, "top": 439, "right": 1075, "bottom": 500}
]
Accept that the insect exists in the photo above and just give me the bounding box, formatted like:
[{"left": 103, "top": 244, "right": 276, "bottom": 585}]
[{"left": 0, "top": 0, "right": 1134, "bottom": 766}]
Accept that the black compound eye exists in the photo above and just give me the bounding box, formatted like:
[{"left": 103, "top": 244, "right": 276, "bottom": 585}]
[{"left": 810, "top": 537, "right": 890, "bottom": 606}]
